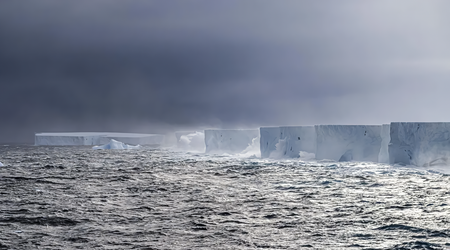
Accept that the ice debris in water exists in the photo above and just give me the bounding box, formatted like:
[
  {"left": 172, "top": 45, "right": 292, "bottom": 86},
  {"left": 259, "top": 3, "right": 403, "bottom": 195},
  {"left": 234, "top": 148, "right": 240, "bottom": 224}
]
[
  {"left": 92, "top": 139, "right": 141, "bottom": 150},
  {"left": 178, "top": 131, "right": 205, "bottom": 152}
]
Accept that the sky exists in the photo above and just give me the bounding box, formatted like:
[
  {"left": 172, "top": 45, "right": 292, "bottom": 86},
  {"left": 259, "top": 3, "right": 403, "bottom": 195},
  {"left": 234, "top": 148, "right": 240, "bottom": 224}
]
[{"left": 1, "top": 0, "right": 450, "bottom": 143}]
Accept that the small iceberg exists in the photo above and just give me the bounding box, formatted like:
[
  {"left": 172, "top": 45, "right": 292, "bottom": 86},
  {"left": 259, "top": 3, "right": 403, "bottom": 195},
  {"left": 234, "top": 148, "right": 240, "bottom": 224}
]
[
  {"left": 0, "top": 162, "right": 3, "bottom": 166},
  {"left": 92, "top": 139, "right": 141, "bottom": 150}
]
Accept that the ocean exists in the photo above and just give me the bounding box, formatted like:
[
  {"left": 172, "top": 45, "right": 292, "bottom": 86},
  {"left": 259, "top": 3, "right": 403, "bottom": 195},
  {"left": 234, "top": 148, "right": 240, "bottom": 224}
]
[{"left": 1, "top": 145, "right": 450, "bottom": 249}]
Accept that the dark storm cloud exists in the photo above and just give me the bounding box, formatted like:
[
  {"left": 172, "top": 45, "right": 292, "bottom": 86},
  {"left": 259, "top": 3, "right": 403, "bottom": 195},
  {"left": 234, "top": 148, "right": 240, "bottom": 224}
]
[{"left": 1, "top": 0, "right": 450, "bottom": 143}]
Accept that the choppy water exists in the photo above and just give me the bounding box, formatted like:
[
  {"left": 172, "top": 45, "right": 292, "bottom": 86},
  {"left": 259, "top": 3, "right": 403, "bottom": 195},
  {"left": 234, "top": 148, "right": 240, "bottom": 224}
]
[{"left": 1, "top": 146, "right": 450, "bottom": 249}]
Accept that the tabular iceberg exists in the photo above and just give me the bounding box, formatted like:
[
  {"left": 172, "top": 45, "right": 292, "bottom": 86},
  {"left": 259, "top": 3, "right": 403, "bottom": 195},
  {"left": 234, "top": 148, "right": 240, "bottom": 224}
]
[
  {"left": 315, "top": 125, "right": 382, "bottom": 162},
  {"left": 389, "top": 122, "right": 450, "bottom": 167},
  {"left": 259, "top": 126, "right": 316, "bottom": 159},
  {"left": 260, "top": 127, "right": 280, "bottom": 158},
  {"left": 92, "top": 139, "right": 141, "bottom": 150},
  {"left": 204, "top": 129, "right": 259, "bottom": 154},
  {"left": 279, "top": 126, "right": 316, "bottom": 158},
  {"left": 378, "top": 124, "right": 390, "bottom": 163},
  {"left": 35, "top": 132, "right": 164, "bottom": 146}
]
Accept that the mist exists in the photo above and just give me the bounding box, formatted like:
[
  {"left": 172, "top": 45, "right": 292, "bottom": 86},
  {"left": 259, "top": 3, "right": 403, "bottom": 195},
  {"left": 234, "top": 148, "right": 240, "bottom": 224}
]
[{"left": 1, "top": 0, "right": 450, "bottom": 143}]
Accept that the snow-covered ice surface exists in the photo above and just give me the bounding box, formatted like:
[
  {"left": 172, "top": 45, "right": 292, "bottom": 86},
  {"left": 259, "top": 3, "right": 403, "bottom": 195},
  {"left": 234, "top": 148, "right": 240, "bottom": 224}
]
[
  {"left": 35, "top": 132, "right": 164, "bottom": 146},
  {"left": 177, "top": 131, "right": 205, "bottom": 152},
  {"left": 92, "top": 139, "right": 141, "bottom": 150},
  {"left": 315, "top": 125, "right": 382, "bottom": 162},
  {"left": 204, "top": 129, "right": 259, "bottom": 154},
  {"left": 1, "top": 145, "right": 450, "bottom": 249},
  {"left": 389, "top": 122, "right": 450, "bottom": 167}
]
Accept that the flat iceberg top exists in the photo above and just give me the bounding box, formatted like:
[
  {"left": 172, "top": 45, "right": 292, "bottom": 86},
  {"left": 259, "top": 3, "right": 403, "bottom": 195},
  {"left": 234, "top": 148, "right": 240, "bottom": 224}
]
[{"left": 36, "top": 132, "right": 162, "bottom": 137}]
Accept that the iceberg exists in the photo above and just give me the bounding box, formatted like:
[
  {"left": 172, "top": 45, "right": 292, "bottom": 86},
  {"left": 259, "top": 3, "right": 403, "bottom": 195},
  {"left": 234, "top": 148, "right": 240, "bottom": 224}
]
[
  {"left": 92, "top": 139, "right": 141, "bottom": 150},
  {"left": 35, "top": 132, "right": 164, "bottom": 146},
  {"left": 177, "top": 131, "right": 205, "bottom": 152},
  {"left": 260, "top": 126, "right": 316, "bottom": 159},
  {"left": 378, "top": 124, "right": 390, "bottom": 163},
  {"left": 204, "top": 129, "right": 259, "bottom": 154},
  {"left": 0, "top": 162, "right": 3, "bottom": 166},
  {"left": 389, "top": 122, "right": 450, "bottom": 167},
  {"left": 279, "top": 126, "right": 316, "bottom": 158},
  {"left": 260, "top": 127, "right": 280, "bottom": 158},
  {"left": 315, "top": 125, "right": 382, "bottom": 162}
]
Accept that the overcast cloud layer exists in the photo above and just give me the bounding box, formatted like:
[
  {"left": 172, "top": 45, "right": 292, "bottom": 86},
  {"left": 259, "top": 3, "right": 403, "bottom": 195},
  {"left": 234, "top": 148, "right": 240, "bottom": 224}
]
[{"left": 1, "top": 0, "right": 450, "bottom": 143}]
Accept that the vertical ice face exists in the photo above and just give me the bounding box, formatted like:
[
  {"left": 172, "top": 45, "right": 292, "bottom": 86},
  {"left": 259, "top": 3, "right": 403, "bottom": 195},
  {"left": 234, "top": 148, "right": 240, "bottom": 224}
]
[
  {"left": 259, "top": 127, "right": 280, "bottom": 158},
  {"left": 389, "top": 122, "right": 450, "bottom": 167},
  {"left": 315, "top": 125, "right": 382, "bottom": 162},
  {"left": 279, "top": 126, "right": 316, "bottom": 158},
  {"left": 204, "top": 129, "right": 259, "bottom": 154},
  {"left": 378, "top": 124, "right": 391, "bottom": 163},
  {"left": 259, "top": 126, "right": 316, "bottom": 158}
]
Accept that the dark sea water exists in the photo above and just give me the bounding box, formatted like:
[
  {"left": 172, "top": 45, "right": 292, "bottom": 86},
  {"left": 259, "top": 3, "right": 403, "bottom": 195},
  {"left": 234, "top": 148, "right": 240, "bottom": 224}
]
[{"left": 1, "top": 146, "right": 450, "bottom": 249}]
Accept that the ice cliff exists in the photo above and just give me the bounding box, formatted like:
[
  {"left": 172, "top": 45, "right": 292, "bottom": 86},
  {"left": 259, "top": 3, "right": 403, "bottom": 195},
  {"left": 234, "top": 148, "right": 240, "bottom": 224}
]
[
  {"left": 204, "top": 129, "right": 259, "bottom": 154},
  {"left": 315, "top": 125, "right": 382, "bottom": 162},
  {"left": 279, "top": 126, "right": 316, "bottom": 158},
  {"left": 389, "top": 122, "right": 450, "bottom": 167},
  {"left": 259, "top": 127, "right": 280, "bottom": 158},
  {"left": 35, "top": 132, "right": 164, "bottom": 146},
  {"left": 260, "top": 126, "right": 316, "bottom": 159},
  {"left": 378, "top": 124, "right": 390, "bottom": 163}
]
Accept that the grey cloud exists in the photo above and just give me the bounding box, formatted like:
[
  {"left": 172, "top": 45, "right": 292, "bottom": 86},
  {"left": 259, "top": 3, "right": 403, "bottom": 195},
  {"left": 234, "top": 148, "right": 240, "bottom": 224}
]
[{"left": 1, "top": 0, "right": 450, "bottom": 143}]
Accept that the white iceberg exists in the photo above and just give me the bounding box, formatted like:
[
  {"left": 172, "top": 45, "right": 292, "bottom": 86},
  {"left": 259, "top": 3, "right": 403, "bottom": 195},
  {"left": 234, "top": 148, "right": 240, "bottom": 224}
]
[
  {"left": 35, "top": 132, "right": 164, "bottom": 146},
  {"left": 315, "top": 125, "right": 382, "bottom": 162},
  {"left": 389, "top": 122, "right": 450, "bottom": 167},
  {"left": 378, "top": 124, "right": 390, "bottom": 163},
  {"left": 259, "top": 127, "right": 280, "bottom": 158},
  {"left": 260, "top": 126, "right": 316, "bottom": 159},
  {"left": 0, "top": 162, "right": 3, "bottom": 166},
  {"left": 92, "top": 139, "right": 141, "bottom": 150},
  {"left": 279, "top": 126, "right": 316, "bottom": 158}
]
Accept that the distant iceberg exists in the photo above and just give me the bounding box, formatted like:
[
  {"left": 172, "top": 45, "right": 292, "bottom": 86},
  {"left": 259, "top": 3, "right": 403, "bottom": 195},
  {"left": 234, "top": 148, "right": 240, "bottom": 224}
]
[
  {"left": 92, "top": 139, "right": 141, "bottom": 150},
  {"left": 0, "top": 162, "right": 3, "bottom": 166},
  {"left": 35, "top": 132, "right": 164, "bottom": 146}
]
